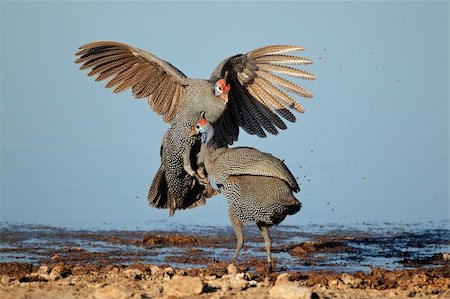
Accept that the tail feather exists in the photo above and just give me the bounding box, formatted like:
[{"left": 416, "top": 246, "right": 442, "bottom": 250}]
[
  {"left": 148, "top": 164, "right": 169, "bottom": 209},
  {"left": 284, "top": 196, "right": 301, "bottom": 215},
  {"left": 148, "top": 164, "right": 217, "bottom": 216}
]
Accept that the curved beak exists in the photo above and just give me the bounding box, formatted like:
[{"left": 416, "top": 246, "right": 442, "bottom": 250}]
[
  {"left": 189, "top": 125, "right": 198, "bottom": 138},
  {"left": 220, "top": 93, "right": 229, "bottom": 104}
]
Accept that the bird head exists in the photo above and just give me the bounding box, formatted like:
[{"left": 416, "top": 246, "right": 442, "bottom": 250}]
[
  {"left": 190, "top": 112, "right": 215, "bottom": 144},
  {"left": 214, "top": 72, "right": 230, "bottom": 104}
]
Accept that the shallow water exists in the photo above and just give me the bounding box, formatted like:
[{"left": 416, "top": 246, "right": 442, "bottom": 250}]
[{"left": 0, "top": 221, "right": 448, "bottom": 273}]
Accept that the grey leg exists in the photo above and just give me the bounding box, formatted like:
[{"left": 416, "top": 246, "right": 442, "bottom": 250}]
[
  {"left": 229, "top": 212, "right": 244, "bottom": 265},
  {"left": 257, "top": 223, "right": 273, "bottom": 272}
]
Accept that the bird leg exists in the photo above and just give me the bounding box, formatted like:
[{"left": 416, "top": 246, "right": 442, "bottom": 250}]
[
  {"left": 193, "top": 165, "right": 211, "bottom": 185},
  {"left": 183, "top": 147, "right": 210, "bottom": 185},
  {"left": 197, "top": 165, "right": 207, "bottom": 180},
  {"left": 229, "top": 212, "right": 244, "bottom": 266},
  {"left": 257, "top": 223, "right": 274, "bottom": 272},
  {"left": 182, "top": 144, "right": 217, "bottom": 197}
]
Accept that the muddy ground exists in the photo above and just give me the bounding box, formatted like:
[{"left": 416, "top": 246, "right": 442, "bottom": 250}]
[{"left": 0, "top": 223, "right": 448, "bottom": 298}]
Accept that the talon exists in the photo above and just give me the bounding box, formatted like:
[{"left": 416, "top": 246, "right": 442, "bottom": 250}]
[
  {"left": 203, "top": 184, "right": 218, "bottom": 198},
  {"left": 193, "top": 173, "right": 209, "bottom": 185},
  {"left": 199, "top": 177, "right": 210, "bottom": 185}
]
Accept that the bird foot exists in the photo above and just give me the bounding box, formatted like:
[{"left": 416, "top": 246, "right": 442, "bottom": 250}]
[
  {"left": 193, "top": 173, "right": 210, "bottom": 185},
  {"left": 267, "top": 260, "right": 275, "bottom": 272},
  {"left": 227, "top": 263, "right": 239, "bottom": 275},
  {"left": 203, "top": 184, "right": 219, "bottom": 198}
]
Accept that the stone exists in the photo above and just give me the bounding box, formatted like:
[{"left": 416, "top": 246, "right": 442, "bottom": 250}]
[
  {"left": 71, "top": 266, "right": 87, "bottom": 276},
  {"left": 49, "top": 265, "right": 65, "bottom": 281},
  {"left": 1, "top": 275, "right": 11, "bottom": 285},
  {"left": 341, "top": 273, "right": 362, "bottom": 287},
  {"left": 329, "top": 279, "right": 339, "bottom": 286},
  {"left": 229, "top": 273, "right": 249, "bottom": 290},
  {"left": 275, "top": 273, "right": 290, "bottom": 284},
  {"left": 164, "top": 267, "right": 175, "bottom": 278},
  {"left": 269, "top": 283, "right": 312, "bottom": 299},
  {"left": 32, "top": 265, "right": 50, "bottom": 280},
  {"left": 123, "top": 269, "right": 143, "bottom": 281},
  {"left": 51, "top": 254, "right": 61, "bottom": 261},
  {"left": 150, "top": 265, "right": 162, "bottom": 276},
  {"left": 163, "top": 275, "right": 203, "bottom": 297},
  {"left": 38, "top": 265, "right": 49, "bottom": 275}
]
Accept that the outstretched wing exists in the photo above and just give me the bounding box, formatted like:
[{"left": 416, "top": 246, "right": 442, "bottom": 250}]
[
  {"left": 210, "top": 45, "right": 316, "bottom": 147},
  {"left": 75, "top": 41, "right": 189, "bottom": 122}
]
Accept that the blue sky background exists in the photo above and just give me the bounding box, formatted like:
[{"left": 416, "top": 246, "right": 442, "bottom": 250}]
[{"left": 1, "top": 1, "right": 448, "bottom": 230}]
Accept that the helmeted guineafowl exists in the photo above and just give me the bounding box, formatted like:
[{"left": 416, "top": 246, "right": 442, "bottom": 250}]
[
  {"left": 191, "top": 113, "right": 301, "bottom": 271},
  {"left": 75, "top": 41, "right": 314, "bottom": 215}
]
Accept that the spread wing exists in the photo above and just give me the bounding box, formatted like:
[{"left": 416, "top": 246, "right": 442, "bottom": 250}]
[
  {"left": 75, "top": 41, "right": 189, "bottom": 122},
  {"left": 210, "top": 45, "right": 316, "bottom": 147}
]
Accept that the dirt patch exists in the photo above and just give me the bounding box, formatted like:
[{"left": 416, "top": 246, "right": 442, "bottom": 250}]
[{"left": 143, "top": 233, "right": 201, "bottom": 246}]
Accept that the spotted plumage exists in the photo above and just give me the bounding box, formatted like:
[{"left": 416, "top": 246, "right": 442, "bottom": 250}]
[
  {"left": 192, "top": 115, "right": 301, "bottom": 270},
  {"left": 75, "top": 41, "right": 314, "bottom": 215}
]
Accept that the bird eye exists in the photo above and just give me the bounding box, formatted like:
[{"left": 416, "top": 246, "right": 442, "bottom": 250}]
[
  {"left": 214, "top": 84, "right": 223, "bottom": 96},
  {"left": 196, "top": 124, "right": 200, "bottom": 129}
]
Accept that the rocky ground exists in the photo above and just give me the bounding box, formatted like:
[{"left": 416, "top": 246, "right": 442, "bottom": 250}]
[
  {"left": 0, "top": 262, "right": 449, "bottom": 298},
  {"left": 0, "top": 223, "right": 448, "bottom": 298}
]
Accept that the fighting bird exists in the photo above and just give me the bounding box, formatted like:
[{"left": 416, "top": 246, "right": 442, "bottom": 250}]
[
  {"left": 191, "top": 114, "right": 301, "bottom": 271},
  {"left": 75, "top": 41, "right": 315, "bottom": 215}
]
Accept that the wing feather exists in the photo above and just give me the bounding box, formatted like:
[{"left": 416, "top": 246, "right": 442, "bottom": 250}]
[
  {"left": 257, "top": 63, "right": 316, "bottom": 80},
  {"left": 209, "top": 44, "right": 315, "bottom": 146},
  {"left": 248, "top": 45, "right": 306, "bottom": 56},
  {"left": 257, "top": 71, "right": 314, "bottom": 98},
  {"left": 90, "top": 59, "right": 136, "bottom": 79},
  {"left": 254, "top": 54, "right": 312, "bottom": 65},
  {"left": 75, "top": 40, "right": 189, "bottom": 122}
]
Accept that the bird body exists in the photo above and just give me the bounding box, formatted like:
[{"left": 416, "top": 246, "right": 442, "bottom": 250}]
[
  {"left": 224, "top": 175, "right": 300, "bottom": 226},
  {"left": 150, "top": 80, "right": 227, "bottom": 214},
  {"left": 192, "top": 116, "right": 301, "bottom": 270},
  {"left": 75, "top": 41, "right": 314, "bottom": 216}
]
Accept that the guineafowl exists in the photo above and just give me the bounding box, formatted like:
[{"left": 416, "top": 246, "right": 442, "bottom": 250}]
[
  {"left": 191, "top": 113, "right": 301, "bottom": 270},
  {"left": 76, "top": 41, "right": 314, "bottom": 215}
]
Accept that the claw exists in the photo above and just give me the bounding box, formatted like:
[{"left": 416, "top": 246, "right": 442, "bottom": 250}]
[
  {"left": 193, "top": 173, "right": 209, "bottom": 185},
  {"left": 199, "top": 177, "right": 210, "bottom": 185}
]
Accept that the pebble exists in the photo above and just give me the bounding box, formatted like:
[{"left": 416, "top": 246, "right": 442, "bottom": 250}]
[
  {"left": 49, "top": 265, "right": 64, "bottom": 281},
  {"left": 51, "top": 254, "right": 61, "bottom": 261},
  {"left": 123, "top": 269, "right": 143, "bottom": 281},
  {"left": 229, "top": 273, "right": 249, "bottom": 290},
  {"left": 329, "top": 279, "right": 339, "bottom": 286},
  {"left": 150, "top": 265, "right": 162, "bottom": 276},
  {"left": 71, "top": 266, "right": 87, "bottom": 276},
  {"left": 341, "top": 273, "right": 362, "bottom": 287},
  {"left": 275, "top": 273, "right": 290, "bottom": 285},
  {"left": 163, "top": 275, "right": 203, "bottom": 297},
  {"left": 38, "top": 265, "right": 49, "bottom": 275},
  {"left": 163, "top": 266, "right": 175, "bottom": 278},
  {"left": 269, "top": 284, "right": 313, "bottom": 299},
  {"left": 1, "top": 275, "right": 11, "bottom": 285},
  {"left": 32, "top": 265, "right": 50, "bottom": 281}
]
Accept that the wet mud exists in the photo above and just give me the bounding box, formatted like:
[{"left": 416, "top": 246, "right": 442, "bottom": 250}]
[{"left": 0, "top": 222, "right": 448, "bottom": 298}]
